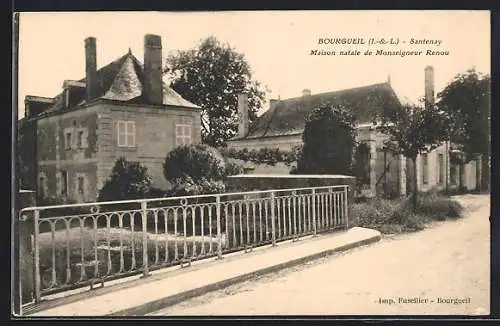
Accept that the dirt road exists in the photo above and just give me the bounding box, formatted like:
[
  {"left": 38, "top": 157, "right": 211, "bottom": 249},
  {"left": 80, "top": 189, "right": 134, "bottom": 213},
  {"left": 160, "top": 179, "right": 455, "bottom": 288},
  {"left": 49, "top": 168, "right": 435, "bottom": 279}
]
[{"left": 149, "top": 195, "right": 490, "bottom": 316}]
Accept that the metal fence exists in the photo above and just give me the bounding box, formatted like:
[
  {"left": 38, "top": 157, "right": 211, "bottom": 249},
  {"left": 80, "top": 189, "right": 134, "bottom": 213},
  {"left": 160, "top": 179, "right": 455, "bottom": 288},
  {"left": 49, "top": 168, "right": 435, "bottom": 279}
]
[{"left": 19, "top": 184, "right": 350, "bottom": 303}]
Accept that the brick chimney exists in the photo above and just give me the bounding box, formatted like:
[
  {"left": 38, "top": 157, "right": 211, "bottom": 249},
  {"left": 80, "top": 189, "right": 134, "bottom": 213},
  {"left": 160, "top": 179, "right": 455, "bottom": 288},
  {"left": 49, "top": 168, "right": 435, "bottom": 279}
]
[
  {"left": 237, "top": 93, "right": 249, "bottom": 138},
  {"left": 424, "top": 66, "right": 435, "bottom": 107},
  {"left": 84, "top": 37, "right": 98, "bottom": 101},
  {"left": 144, "top": 34, "right": 163, "bottom": 104}
]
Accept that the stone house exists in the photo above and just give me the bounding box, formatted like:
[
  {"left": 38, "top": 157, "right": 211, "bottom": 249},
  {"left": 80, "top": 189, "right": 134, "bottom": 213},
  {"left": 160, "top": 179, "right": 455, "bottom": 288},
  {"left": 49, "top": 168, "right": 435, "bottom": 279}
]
[
  {"left": 227, "top": 66, "right": 481, "bottom": 197},
  {"left": 18, "top": 34, "right": 202, "bottom": 204}
]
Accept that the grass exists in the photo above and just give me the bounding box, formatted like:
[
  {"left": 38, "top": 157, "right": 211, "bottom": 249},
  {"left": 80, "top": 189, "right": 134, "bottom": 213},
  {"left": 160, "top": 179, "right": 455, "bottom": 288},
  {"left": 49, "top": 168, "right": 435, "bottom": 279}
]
[{"left": 350, "top": 190, "right": 464, "bottom": 234}]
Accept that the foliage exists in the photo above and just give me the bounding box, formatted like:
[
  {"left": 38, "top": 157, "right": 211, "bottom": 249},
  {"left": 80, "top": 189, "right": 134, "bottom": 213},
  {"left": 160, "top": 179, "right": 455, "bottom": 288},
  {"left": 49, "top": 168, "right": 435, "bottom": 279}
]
[
  {"left": 167, "top": 176, "right": 226, "bottom": 197},
  {"left": 98, "top": 157, "right": 152, "bottom": 202},
  {"left": 375, "top": 103, "right": 450, "bottom": 211},
  {"left": 351, "top": 193, "right": 463, "bottom": 234},
  {"left": 296, "top": 104, "right": 357, "bottom": 174},
  {"left": 413, "top": 190, "right": 464, "bottom": 220},
  {"left": 219, "top": 147, "right": 298, "bottom": 167},
  {"left": 163, "top": 144, "right": 227, "bottom": 182},
  {"left": 375, "top": 103, "right": 449, "bottom": 161},
  {"left": 165, "top": 36, "right": 268, "bottom": 147},
  {"left": 437, "top": 68, "right": 490, "bottom": 162}
]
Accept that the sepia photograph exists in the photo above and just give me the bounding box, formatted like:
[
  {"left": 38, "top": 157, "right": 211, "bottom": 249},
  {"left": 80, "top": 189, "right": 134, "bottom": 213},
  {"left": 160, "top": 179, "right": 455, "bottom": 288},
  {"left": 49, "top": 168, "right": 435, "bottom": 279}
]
[{"left": 12, "top": 10, "right": 491, "bottom": 317}]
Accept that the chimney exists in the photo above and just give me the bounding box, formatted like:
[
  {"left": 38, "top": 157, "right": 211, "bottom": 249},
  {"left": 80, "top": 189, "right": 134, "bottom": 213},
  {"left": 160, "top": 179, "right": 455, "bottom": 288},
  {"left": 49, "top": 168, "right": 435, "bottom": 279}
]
[
  {"left": 302, "top": 89, "right": 311, "bottom": 97},
  {"left": 237, "top": 93, "right": 249, "bottom": 138},
  {"left": 84, "top": 37, "right": 98, "bottom": 101},
  {"left": 144, "top": 34, "right": 163, "bottom": 104},
  {"left": 424, "top": 65, "right": 435, "bottom": 107}
]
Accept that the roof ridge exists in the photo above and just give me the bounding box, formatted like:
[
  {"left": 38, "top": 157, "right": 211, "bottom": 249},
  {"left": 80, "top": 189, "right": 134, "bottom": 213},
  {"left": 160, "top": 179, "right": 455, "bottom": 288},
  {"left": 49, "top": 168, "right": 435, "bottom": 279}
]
[{"left": 280, "top": 81, "right": 391, "bottom": 102}]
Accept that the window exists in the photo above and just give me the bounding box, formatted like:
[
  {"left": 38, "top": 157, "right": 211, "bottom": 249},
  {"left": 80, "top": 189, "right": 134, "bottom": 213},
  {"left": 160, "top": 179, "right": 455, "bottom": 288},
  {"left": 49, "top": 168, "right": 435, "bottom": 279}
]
[
  {"left": 65, "top": 132, "right": 72, "bottom": 150},
  {"left": 77, "top": 176, "right": 85, "bottom": 195},
  {"left": 438, "top": 154, "right": 445, "bottom": 185},
  {"left": 175, "top": 123, "right": 192, "bottom": 146},
  {"left": 77, "top": 131, "right": 84, "bottom": 148},
  {"left": 421, "top": 153, "right": 429, "bottom": 185},
  {"left": 117, "top": 121, "right": 136, "bottom": 147},
  {"left": 60, "top": 170, "right": 68, "bottom": 196}
]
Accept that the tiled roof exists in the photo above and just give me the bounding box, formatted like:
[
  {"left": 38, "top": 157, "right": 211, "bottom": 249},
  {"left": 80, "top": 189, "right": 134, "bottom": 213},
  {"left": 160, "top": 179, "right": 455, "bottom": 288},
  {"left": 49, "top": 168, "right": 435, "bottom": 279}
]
[
  {"left": 37, "top": 51, "right": 199, "bottom": 118},
  {"left": 238, "top": 82, "right": 406, "bottom": 140}
]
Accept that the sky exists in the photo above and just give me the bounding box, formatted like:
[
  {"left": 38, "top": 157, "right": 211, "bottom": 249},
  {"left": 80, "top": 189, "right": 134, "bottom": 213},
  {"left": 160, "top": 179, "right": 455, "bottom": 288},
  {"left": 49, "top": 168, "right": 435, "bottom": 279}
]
[{"left": 17, "top": 10, "right": 490, "bottom": 119}]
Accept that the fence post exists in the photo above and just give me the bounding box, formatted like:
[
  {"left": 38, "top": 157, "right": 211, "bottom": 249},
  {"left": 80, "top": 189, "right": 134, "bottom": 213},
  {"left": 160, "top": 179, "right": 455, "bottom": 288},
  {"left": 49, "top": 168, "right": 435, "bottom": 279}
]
[
  {"left": 271, "top": 192, "right": 276, "bottom": 246},
  {"left": 344, "top": 186, "right": 349, "bottom": 230},
  {"left": 311, "top": 188, "right": 317, "bottom": 236},
  {"left": 14, "top": 191, "right": 37, "bottom": 315},
  {"left": 216, "top": 195, "right": 223, "bottom": 260},
  {"left": 141, "top": 201, "right": 150, "bottom": 278},
  {"left": 33, "top": 208, "right": 41, "bottom": 303}
]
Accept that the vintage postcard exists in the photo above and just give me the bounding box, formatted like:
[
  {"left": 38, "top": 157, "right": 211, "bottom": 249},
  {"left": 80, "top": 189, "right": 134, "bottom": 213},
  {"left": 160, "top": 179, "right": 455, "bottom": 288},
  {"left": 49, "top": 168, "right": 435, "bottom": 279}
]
[{"left": 12, "top": 10, "right": 491, "bottom": 317}]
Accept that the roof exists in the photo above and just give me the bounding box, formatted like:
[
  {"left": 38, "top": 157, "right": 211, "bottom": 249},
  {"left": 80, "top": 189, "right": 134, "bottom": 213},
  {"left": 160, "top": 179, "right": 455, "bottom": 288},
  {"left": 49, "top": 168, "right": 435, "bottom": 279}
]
[
  {"left": 235, "top": 82, "right": 408, "bottom": 140},
  {"left": 33, "top": 51, "right": 199, "bottom": 119}
]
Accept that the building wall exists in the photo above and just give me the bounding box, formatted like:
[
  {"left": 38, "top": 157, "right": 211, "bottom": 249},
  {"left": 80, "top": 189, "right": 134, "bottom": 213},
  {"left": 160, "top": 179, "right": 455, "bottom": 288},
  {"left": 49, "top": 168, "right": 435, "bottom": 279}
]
[
  {"left": 36, "top": 106, "right": 100, "bottom": 203},
  {"left": 95, "top": 102, "right": 202, "bottom": 192},
  {"left": 226, "top": 134, "right": 302, "bottom": 151}
]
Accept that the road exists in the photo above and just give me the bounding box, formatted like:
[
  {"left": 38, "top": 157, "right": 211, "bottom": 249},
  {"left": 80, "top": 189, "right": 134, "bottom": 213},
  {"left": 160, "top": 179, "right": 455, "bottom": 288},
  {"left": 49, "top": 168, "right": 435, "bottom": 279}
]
[{"left": 149, "top": 195, "right": 490, "bottom": 316}]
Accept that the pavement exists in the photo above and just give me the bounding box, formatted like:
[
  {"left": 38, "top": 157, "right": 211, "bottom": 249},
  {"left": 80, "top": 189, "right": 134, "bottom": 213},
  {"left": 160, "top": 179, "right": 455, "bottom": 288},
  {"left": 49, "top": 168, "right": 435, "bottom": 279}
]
[{"left": 25, "top": 226, "right": 381, "bottom": 317}]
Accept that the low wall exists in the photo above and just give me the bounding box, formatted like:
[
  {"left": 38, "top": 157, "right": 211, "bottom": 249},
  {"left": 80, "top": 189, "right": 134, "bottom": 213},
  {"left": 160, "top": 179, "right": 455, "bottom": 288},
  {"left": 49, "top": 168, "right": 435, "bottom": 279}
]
[{"left": 226, "top": 174, "right": 357, "bottom": 200}]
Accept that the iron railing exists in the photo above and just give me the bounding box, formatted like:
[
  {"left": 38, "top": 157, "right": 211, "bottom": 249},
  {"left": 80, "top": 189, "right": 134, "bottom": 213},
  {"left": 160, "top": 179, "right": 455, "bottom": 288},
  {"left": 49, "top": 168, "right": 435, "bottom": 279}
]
[{"left": 19, "top": 184, "right": 350, "bottom": 303}]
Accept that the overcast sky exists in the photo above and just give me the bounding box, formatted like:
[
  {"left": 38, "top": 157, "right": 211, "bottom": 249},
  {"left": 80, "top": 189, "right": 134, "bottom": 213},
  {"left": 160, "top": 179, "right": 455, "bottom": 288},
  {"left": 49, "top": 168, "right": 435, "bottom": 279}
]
[{"left": 17, "top": 10, "right": 490, "bottom": 119}]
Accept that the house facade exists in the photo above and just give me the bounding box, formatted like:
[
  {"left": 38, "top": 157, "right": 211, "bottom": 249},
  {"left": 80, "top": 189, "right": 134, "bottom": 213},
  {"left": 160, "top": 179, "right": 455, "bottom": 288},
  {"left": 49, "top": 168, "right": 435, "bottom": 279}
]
[
  {"left": 227, "top": 66, "right": 480, "bottom": 197},
  {"left": 19, "top": 35, "right": 202, "bottom": 204}
]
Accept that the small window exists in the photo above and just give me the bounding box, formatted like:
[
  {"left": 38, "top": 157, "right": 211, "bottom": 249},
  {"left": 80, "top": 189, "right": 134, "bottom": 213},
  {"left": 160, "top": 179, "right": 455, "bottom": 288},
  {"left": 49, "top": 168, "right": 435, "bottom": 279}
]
[
  {"left": 77, "top": 176, "right": 85, "bottom": 195},
  {"left": 60, "top": 170, "right": 68, "bottom": 196},
  {"left": 117, "top": 121, "right": 136, "bottom": 147},
  {"left": 175, "top": 123, "right": 192, "bottom": 146},
  {"left": 421, "top": 154, "right": 429, "bottom": 185},
  {"left": 77, "top": 130, "right": 84, "bottom": 148},
  {"left": 65, "top": 132, "right": 72, "bottom": 150}
]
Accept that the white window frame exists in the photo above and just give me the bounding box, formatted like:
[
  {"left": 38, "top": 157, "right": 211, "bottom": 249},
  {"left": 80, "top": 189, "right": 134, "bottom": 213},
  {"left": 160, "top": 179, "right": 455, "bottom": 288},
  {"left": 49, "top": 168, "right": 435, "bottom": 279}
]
[
  {"left": 117, "top": 120, "right": 136, "bottom": 147},
  {"left": 175, "top": 123, "right": 192, "bottom": 146}
]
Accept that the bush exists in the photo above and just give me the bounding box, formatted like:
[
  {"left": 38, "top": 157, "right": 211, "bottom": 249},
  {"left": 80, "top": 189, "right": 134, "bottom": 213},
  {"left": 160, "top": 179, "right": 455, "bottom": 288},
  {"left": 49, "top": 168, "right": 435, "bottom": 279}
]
[
  {"left": 163, "top": 144, "right": 226, "bottom": 182},
  {"left": 98, "top": 157, "right": 152, "bottom": 202},
  {"left": 351, "top": 192, "right": 464, "bottom": 234},
  {"left": 414, "top": 191, "right": 464, "bottom": 220},
  {"left": 167, "top": 176, "right": 226, "bottom": 197}
]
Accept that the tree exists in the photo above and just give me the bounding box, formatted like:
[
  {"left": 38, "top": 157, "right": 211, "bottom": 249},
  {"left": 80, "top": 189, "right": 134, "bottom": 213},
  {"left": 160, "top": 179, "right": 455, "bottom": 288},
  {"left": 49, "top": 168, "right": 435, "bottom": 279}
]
[
  {"left": 297, "top": 104, "right": 357, "bottom": 175},
  {"left": 376, "top": 103, "right": 449, "bottom": 212},
  {"left": 437, "top": 68, "right": 491, "bottom": 190},
  {"left": 165, "top": 36, "right": 268, "bottom": 147},
  {"left": 98, "top": 157, "right": 152, "bottom": 202}
]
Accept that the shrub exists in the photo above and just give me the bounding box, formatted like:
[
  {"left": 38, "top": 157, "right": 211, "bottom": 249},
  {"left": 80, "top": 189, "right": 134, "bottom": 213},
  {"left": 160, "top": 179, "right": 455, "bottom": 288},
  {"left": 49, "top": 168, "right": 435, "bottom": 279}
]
[
  {"left": 414, "top": 191, "right": 464, "bottom": 220},
  {"left": 167, "top": 176, "right": 226, "bottom": 197},
  {"left": 98, "top": 157, "right": 152, "bottom": 202},
  {"left": 163, "top": 144, "right": 226, "bottom": 182}
]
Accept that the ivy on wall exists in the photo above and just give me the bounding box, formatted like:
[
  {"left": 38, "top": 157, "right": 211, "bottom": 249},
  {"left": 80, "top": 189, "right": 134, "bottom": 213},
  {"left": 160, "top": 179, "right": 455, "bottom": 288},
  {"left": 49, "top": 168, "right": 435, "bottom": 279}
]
[{"left": 219, "top": 146, "right": 301, "bottom": 167}]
